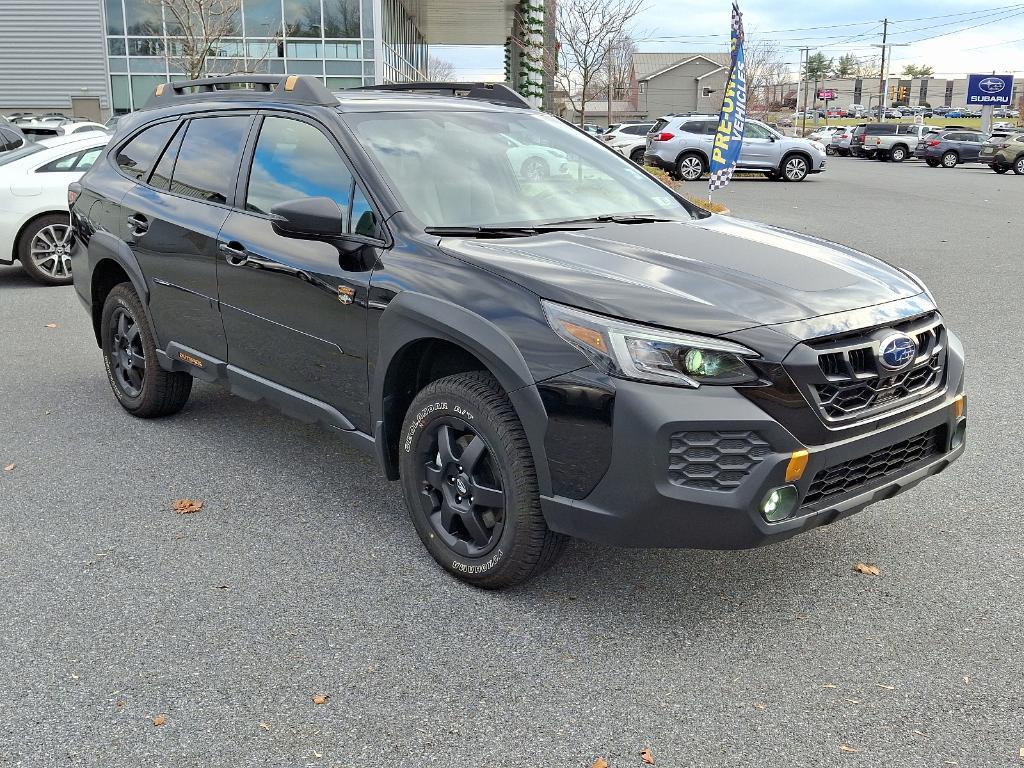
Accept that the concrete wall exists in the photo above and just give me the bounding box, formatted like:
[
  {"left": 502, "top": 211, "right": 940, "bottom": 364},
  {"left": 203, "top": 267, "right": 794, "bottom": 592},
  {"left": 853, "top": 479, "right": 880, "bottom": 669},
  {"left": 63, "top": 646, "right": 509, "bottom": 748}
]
[{"left": 0, "top": 0, "right": 109, "bottom": 116}]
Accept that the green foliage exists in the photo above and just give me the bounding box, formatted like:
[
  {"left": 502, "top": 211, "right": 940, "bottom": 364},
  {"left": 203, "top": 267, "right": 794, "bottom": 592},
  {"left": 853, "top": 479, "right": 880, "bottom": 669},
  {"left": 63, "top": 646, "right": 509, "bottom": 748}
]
[
  {"left": 902, "top": 64, "right": 935, "bottom": 78},
  {"left": 804, "top": 52, "right": 832, "bottom": 81},
  {"left": 831, "top": 54, "right": 858, "bottom": 79}
]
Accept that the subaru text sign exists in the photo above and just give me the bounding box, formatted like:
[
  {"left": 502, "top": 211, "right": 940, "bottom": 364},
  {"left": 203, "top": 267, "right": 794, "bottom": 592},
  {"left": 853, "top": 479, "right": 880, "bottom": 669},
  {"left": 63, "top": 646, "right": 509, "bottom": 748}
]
[{"left": 966, "top": 74, "right": 1014, "bottom": 106}]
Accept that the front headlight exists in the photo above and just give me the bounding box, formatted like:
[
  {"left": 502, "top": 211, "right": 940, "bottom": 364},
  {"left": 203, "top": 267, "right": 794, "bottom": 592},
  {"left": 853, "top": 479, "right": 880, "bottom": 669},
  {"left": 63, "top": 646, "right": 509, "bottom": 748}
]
[
  {"left": 810, "top": 140, "right": 827, "bottom": 153},
  {"left": 543, "top": 301, "right": 761, "bottom": 387}
]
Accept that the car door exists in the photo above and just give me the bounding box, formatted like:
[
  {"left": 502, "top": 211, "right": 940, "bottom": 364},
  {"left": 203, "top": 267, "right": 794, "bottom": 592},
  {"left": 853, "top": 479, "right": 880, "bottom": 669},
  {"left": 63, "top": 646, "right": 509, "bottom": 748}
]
[
  {"left": 117, "top": 114, "right": 253, "bottom": 360},
  {"left": 215, "top": 113, "right": 381, "bottom": 432},
  {"left": 961, "top": 132, "right": 984, "bottom": 161},
  {"left": 739, "top": 122, "right": 777, "bottom": 168}
]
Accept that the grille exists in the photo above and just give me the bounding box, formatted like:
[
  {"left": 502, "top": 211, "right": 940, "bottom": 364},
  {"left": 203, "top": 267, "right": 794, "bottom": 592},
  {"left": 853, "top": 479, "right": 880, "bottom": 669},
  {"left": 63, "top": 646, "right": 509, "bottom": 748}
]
[
  {"left": 809, "top": 313, "right": 945, "bottom": 421},
  {"left": 668, "top": 430, "right": 771, "bottom": 491},
  {"left": 803, "top": 426, "right": 944, "bottom": 507}
]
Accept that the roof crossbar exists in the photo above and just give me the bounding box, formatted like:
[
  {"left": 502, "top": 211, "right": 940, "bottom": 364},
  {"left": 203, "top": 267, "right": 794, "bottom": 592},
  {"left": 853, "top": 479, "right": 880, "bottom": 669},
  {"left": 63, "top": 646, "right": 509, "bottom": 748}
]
[{"left": 142, "top": 74, "right": 339, "bottom": 110}]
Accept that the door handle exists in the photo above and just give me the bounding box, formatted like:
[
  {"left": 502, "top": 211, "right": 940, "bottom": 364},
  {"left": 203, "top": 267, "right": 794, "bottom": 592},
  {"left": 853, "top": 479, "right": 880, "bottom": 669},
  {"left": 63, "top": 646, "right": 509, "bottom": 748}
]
[
  {"left": 127, "top": 213, "right": 149, "bottom": 236},
  {"left": 219, "top": 241, "right": 249, "bottom": 266}
]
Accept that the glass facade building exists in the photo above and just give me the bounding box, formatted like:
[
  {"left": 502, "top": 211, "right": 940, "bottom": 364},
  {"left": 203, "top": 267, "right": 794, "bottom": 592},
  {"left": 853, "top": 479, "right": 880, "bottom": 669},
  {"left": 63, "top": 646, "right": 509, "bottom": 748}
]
[{"left": 102, "top": 0, "right": 427, "bottom": 113}]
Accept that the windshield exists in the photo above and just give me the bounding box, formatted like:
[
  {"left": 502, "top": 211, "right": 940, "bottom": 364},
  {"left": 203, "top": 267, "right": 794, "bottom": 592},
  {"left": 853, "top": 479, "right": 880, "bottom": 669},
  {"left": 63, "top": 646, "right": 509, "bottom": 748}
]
[
  {"left": 345, "top": 110, "right": 697, "bottom": 229},
  {"left": 0, "top": 142, "right": 45, "bottom": 166}
]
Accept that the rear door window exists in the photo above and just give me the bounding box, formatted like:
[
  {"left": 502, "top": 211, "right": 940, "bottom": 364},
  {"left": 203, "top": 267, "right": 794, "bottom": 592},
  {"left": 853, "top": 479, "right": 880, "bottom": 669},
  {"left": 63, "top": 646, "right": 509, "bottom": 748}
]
[
  {"left": 115, "top": 120, "right": 176, "bottom": 180},
  {"left": 166, "top": 116, "right": 251, "bottom": 204}
]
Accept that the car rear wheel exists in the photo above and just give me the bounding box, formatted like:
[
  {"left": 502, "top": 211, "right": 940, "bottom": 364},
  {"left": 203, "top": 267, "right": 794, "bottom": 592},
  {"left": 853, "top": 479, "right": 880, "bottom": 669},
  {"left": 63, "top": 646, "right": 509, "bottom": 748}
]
[
  {"left": 993, "top": 165, "right": 1008, "bottom": 174},
  {"left": 629, "top": 147, "right": 645, "bottom": 164},
  {"left": 890, "top": 145, "right": 908, "bottom": 162},
  {"left": 675, "top": 153, "right": 706, "bottom": 181},
  {"left": 925, "top": 158, "right": 940, "bottom": 167},
  {"left": 100, "top": 283, "right": 193, "bottom": 417},
  {"left": 941, "top": 151, "right": 959, "bottom": 168},
  {"left": 1014, "top": 156, "right": 1024, "bottom": 175},
  {"left": 399, "top": 371, "right": 567, "bottom": 588},
  {"left": 17, "top": 214, "right": 74, "bottom": 286},
  {"left": 825, "top": 145, "right": 836, "bottom": 156},
  {"left": 782, "top": 154, "right": 809, "bottom": 182}
]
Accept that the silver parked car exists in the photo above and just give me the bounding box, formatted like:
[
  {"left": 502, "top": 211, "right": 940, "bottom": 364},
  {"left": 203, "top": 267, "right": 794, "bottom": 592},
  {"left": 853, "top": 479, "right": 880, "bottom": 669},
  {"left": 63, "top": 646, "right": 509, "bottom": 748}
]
[{"left": 644, "top": 116, "right": 827, "bottom": 182}]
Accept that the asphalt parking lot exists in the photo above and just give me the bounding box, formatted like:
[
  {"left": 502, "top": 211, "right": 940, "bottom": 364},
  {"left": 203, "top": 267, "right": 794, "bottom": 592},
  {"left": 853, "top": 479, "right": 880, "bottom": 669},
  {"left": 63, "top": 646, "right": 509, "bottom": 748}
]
[{"left": 1, "top": 156, "right": 1022, "bottom": 767}]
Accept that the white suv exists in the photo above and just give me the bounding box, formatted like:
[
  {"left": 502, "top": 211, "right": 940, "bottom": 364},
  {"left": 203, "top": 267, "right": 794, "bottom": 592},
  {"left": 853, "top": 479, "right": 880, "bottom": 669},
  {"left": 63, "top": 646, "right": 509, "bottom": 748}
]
[
  {"left": 600, "top": 122, "right": 655, "bottom": 163},
  {"left": 644, "top": 116, "right": 827, "bottom": 182}
]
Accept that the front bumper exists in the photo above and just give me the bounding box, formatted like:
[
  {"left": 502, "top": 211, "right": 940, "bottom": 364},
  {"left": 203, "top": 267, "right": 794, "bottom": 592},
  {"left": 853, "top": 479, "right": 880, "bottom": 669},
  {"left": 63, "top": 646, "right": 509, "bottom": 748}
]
[{"left": 540, "top": 344, "right": 965, "bottom": 550}]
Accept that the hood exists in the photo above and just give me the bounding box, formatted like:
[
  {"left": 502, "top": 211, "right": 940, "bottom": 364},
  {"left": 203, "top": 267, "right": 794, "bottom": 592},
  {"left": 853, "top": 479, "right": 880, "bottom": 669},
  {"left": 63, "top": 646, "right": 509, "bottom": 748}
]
[{"left": 438, "top": 216, "right": 923, "bottom": 336}]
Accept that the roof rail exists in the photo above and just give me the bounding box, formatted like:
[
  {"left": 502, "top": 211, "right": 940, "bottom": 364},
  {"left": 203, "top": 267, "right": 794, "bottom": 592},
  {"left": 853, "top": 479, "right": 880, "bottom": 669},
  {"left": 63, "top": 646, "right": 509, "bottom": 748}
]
[
  {"left": 141, "top": 74, "right": 339, "bottom": 110},
  {"left": 351, "top": 82, "right": 533, "bottom": 110}
]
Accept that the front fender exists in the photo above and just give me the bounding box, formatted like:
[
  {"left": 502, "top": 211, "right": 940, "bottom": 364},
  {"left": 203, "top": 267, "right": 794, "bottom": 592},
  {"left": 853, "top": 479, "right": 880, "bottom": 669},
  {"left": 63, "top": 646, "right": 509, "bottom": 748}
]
[{"left": 372, "top": 291, "right": 555, "bottom": 496}]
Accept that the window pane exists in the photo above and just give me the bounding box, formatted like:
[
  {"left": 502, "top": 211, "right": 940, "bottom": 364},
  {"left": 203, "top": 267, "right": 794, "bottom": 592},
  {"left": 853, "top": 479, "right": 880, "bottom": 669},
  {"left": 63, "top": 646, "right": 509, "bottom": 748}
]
[
  {"left": 361, "top": 0, "right": 373, "bottom": 35},
  {"left": 129, "top": 57, "right": 166, "bottom": 73},
  {"left": 128, "top": 37, "right": 164, "bottom": 55},
  {"left": 123, "top": 0, "right": 162, "bottom": 35},
  {"left": 109, "top": 56, "right": 128, "bottom": 72},
  {"left": 323, "top": 0, "right": 359, "bottom": 37},
  {"left": 39, "top": 151, "right": 83, "bottom": 172},
  {"left": 285, "top": 59, "right": 323, "bottom": 75},
  {"left": 351, "top": 186, "right": 377, "bottom": 237},
  {"left": 76, "top": 148, "right": 104, "bottom": 170},
  {"left": 326, "top": 60, "right": 360, "bottom": 76},
  {"left": 244, "top": 0, "right": 283, "bottom": 37},
  {"left": 245, "top": 116, "right": 353, "bottom": 216},
  {"left": 130, "top": 75, "right": 167, "bottom": 110},
  {"left": 324, "top": 41, "right": 360, "bottom": 58},
  {"left": 110, "top": 75, "right": 131, "bottom": 113},
  {"left": 116, "top": 120, "right": 175, "bottom": 180},
  {"left": 326, "top": 76, "right": 360, "bottom": 91},
  {"left": 284, "top": 0, "right": 321, "bottom": 36},
  {"left": 105, "top": 0, "right": 125, "bottom": 34},
  {"left": 286, "top": 41, "right": 322, "bottom": 57},
  {"left": 170, "top": 116, "right": 251, "bottom": 204},
  {"left": 108, "top": 38, "right": 126, "bottom": 55}
]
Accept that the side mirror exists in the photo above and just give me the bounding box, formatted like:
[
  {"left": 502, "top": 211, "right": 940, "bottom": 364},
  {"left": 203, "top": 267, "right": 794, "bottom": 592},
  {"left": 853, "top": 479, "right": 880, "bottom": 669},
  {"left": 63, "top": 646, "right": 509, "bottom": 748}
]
[{"left": 270, "top": 196, "right": 344, "bottom": 239}]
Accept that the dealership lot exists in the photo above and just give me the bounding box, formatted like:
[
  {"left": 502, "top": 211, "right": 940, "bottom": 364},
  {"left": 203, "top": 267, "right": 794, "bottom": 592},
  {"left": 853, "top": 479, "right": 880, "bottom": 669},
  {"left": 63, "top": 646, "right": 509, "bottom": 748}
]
[{"left": 1, "top": 157, "right": 1022, "bottom": 766}]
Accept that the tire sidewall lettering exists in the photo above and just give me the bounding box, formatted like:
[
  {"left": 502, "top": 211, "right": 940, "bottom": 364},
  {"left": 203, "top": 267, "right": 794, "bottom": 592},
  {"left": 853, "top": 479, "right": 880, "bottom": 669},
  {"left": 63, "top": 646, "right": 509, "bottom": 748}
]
[{"left": 402, "top": 401, "right": 476, "bottom": 454}]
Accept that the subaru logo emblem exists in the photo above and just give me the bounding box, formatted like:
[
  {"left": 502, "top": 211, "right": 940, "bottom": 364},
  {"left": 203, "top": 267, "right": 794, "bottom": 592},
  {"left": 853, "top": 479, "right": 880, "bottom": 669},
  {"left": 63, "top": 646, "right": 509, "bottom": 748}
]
[
  {"left": 455, "top": 477, "right": 469, "bottom": 495},
  {"left": 878, "top": 333, "right": 917, "bottom": 370},
  {"left": 979, "top": 77, "right": 1005, "bottom": 94}
]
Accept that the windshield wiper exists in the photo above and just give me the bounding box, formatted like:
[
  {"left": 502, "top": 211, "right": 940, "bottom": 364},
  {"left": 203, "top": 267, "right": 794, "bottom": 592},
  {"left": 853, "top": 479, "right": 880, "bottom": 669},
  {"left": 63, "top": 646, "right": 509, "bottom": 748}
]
[
  {"left": 538, "top": 214, "right": 681, "bottom": 226},
  {"left": 424, "top": 224, "right": 591, "bottom": 238}
]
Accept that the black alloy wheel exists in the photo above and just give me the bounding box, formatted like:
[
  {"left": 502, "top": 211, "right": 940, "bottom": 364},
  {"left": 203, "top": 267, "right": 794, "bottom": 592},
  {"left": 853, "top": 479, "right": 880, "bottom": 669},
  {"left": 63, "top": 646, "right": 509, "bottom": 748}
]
[{"left": 109, "top": 305, "right": 146, "bottom": 398}]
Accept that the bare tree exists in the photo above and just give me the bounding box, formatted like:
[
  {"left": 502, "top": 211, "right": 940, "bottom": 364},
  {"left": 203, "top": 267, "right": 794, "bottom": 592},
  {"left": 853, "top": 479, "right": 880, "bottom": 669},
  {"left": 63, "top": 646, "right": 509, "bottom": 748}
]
[
  {"left": 152, "top": 0, "right": 281, "bottom": 80},
  {"left": 592, "top": 31, "right": 636, "bottom": 102},
  {"left": 555, "top": 0, "right": 645, "bottom": 125},
  {"left": 854, "top": 56, "right": 880, "bottom": 79},
  {"left": 744, "top": 39, "right": 789, "bottom": 115},
  {"left": 428, "top": 56, "right": 457, "bottom": 82}
]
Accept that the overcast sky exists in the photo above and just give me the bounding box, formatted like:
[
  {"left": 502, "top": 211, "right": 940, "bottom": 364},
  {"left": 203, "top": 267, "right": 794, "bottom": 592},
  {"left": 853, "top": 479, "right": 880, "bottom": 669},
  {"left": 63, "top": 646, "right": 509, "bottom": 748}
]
[{"left": 432, "top": 1, "right": 1024, "bottom": 81}]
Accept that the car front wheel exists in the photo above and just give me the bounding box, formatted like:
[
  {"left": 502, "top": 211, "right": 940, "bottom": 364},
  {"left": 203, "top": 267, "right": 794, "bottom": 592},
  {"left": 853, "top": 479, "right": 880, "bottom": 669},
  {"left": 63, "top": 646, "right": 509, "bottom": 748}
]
[
  {"left": 1014, "top": 156, "right": 1024, "bottom": 175},
  {"left": 399, "top": 371, "right": 567, "bottom": 588},
  {"left": 782, "top": 155, "right": 809, "bottom": 181},
  {"left": 18, "top": 214, "right": 74, "bottom": 286}
]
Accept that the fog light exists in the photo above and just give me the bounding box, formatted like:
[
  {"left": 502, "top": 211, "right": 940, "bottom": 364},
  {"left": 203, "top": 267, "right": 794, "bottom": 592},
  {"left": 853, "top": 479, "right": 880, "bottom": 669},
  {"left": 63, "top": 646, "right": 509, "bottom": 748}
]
[
  {"left": 760, "top": 485, "right": 799, "bottom": 523},
  {"left": 950, "top": 420, "right": 967, "bottom": 451}
]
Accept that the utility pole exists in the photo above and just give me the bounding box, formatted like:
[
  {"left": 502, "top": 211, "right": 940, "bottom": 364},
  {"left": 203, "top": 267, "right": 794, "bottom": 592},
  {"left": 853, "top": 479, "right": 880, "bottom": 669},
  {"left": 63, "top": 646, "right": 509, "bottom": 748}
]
[
  {"left": 606, "top": 40, "right": 613, "bottom": 127},
  {"left": 877, "top": 18, "right": 888, "bottom": 121}
]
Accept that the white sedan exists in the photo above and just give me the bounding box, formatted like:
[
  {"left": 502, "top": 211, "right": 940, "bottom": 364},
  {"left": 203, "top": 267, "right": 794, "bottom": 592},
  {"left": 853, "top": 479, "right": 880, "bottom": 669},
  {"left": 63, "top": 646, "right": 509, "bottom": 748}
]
[{"left": 0, "top": 132, "right": 110, "bottom": 285}]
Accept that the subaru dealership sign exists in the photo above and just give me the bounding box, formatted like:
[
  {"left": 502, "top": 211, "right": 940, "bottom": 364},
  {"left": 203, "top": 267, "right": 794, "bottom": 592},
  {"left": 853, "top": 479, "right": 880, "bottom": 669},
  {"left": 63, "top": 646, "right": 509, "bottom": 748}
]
[{"left": 966, "top": 74, "right": 1014, "bottom": 106}]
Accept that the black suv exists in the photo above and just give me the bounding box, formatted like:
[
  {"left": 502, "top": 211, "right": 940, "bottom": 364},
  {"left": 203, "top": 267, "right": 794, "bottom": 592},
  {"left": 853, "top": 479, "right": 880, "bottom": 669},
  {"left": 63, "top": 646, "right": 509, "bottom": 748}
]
[{"left": 70, "top": 76, "right": 966, "bottom": 588}]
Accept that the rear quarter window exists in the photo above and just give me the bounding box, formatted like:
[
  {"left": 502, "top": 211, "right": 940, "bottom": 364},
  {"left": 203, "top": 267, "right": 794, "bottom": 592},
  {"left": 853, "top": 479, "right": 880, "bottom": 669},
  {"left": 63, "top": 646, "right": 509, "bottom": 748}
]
[{"left": 115, "top": 120, "right": 177, "bottom": 180}]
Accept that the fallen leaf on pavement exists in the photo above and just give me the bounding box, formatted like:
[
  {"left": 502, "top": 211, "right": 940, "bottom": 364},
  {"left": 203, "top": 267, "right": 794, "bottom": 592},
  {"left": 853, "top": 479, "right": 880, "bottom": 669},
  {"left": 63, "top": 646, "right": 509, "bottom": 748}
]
[
  {"left": 853, "top": 563, "right": 880, "bottom": 576},
  {"left": 312, "top": 693, "right": 329, "bottom": 705},
  {"left": 753, "top": 703, "right": 766, "bottom": 710},
  {"left": 45, "top": 323, "right": 57, "bottom": 329},
  {"left": 152, "top": 714, "right": 167, "bottom": 726},
  {"left": 846, "top": 699, "right": 861, "bottom": 704},
  {"left": 876, "top": 684, "right": 895, "bottom": 690},
  {"left": 171, "top": 499, "right": 203, "bottom": 514},
  {"left": 259, "top": 721, "right": 271, "bottom": 731},
  {"left": 3, "top": 463, "right": 14, "bottom": 471},
  {"left": 640, "top": 747, "right": 655, "bottom": 764},
  {"left": 840, "top": 745, "right": 858, "bottom": 753},
  {"left": 591, "top": 759, "right": 609, "bottom": 768},
  {"left": 963, "top": 676, "right": 970, "bottom": 685},
  {"left": 823, "top": 684, "right": 837, "bottom": 688}
]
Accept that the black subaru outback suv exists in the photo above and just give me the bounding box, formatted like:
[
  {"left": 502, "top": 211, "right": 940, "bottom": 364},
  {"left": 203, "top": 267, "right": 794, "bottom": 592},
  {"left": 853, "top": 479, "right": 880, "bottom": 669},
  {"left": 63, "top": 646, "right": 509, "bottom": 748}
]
[{"left": 70, "top": 76, "right": 966, "bottom": 588}]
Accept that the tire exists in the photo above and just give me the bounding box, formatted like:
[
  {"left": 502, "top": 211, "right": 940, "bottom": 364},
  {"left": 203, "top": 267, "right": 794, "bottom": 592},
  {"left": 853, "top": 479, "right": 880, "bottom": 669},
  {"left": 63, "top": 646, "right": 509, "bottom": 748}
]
[
  {"left": 825, "top": 145, "right": 836, "bottom": 156},
  {"left": 629, "top": 147, "right": 645, "bottom": 164},
  {"left": 993, "top": 165, "right": 1008, "bottom": 174},
  {"left": 675, "top": 152, "right": 707, "bottom": 182},
  {"left": 925, "top": 158, "right": 940, "bottom": 167},
  {"left": 864, "top": 151, "right": 877, "bottom": 160},
  {"left": 1014, "top": 156, "right": 1024, "bottom": 175},
  {"left": 838, "top": 149, "right": 850, "bottom": 157},
  {"left": 100, "top": 283, "right": 192, "bottom": 418},
  {"left": 17, "top": 213, "right": 74, "bottom": 286},
  {"left": 941, "top": 151, "right": 958, "bottom": 168},
  {"left": 520, "top": 156, "right": 549, "bottom": 182},
  {"left": 781, "top": 154, "right": 809, "bottom": 182},
  {"left": 764, "top": 171, "right": 779, "bottom": 180},
  {"left": 890, "top": 145, "right": 908, "bottom": 162},
  {"left": 398, "top": 371, "right": 567, "bottom": 588}
]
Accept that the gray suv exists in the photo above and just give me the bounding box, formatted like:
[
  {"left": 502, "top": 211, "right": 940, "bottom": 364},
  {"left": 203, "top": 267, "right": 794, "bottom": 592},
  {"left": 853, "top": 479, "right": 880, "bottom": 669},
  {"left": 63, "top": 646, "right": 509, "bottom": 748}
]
[{"left": 645, "top": 116, "right": 827, "bottom": 182}]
